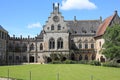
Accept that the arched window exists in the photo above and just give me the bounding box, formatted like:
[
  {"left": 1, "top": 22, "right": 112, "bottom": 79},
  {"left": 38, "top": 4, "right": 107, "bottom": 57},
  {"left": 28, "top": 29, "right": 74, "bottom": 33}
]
[
  {"left": 9, "top": 43, "right": 13, "bottom": 52},
  {"left": 82, "top": 27, "right": 87, "bottom": 33},
  {"left": 16, "top": 56, "right": 19, "bottom": 61},
  {"left": 23, "top": 56, "right": 27, "bottom": 62},
  {"left": 92, "top": 55, "right": 95, "bottom": 60},
  {"left": 30, "top": 43, "right": 34, "bottom": 51},
  {"left": 58, "top": 24, "right": 61, "bottom": 30},
  {"left": 99, "top": 42, "right": 101, "bottom": 47},
  {"left": 23, "top": 43, "right": 27, "bottom": 52},
  {"left": 57, "top": 37, "right": 63, "bottom": 49},
  {"left": 79, "top": 43, "right": 82, "bottom": 49},
  {"left": 15, "top": 43, "right": 20, "bottom": 52},
  {"left": 40, "top": 43, "right": 43, "bottom": 50},
  {"left": 49, "top": 38, "right": 55, "bottom": 49},
  {"left": 51, "top": 25, "right": 54, "bottom": 30},
  {"left": 85, "top": 55, "right": 88, "bottom": 60},
  {"left": 91, "top": 43, "right": 94, "bottom": 49},
  {"left": 85, "top": 43, "right": 88, "bottom": 49}
]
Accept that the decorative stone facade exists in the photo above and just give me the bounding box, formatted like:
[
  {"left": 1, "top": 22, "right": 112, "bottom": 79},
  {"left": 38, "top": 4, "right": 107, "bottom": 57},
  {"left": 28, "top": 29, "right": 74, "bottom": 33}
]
[{"left": 0, "top": 3, "right": 120, "bottom": 64}]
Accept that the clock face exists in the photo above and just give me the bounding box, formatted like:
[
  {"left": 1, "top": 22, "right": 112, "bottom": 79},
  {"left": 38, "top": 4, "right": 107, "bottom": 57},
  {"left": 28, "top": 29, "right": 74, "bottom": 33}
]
[{"left": 53, "top": 16, "right": 59, "bottom": 22}]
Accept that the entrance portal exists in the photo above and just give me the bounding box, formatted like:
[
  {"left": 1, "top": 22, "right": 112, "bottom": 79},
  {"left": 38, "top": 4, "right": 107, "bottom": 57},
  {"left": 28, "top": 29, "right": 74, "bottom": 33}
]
[{"left": 30, "top": 56, "right": 34, "bottom": 63}]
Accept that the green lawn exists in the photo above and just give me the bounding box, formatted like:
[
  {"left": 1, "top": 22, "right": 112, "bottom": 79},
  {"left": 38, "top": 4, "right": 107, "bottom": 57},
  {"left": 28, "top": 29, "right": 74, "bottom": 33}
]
[{"left": 0, "top": 64, "right": 120, "bottom": 80}]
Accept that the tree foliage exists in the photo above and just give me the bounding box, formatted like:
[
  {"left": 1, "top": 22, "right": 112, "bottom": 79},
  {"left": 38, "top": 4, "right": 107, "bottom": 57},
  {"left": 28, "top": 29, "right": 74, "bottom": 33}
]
[{"left": 102, "top": 24, "right": 120, "bottom": 61}]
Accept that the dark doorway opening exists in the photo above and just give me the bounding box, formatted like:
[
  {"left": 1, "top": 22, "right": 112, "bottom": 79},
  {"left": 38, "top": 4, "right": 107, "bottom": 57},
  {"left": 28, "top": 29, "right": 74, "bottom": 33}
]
[
  {"left": 100, "top": 56, "right": 105, "bottom": 62},
  {"left": 47, "top": 57, "right": 52, "bottom": 63},
  {"left": 92, "top": 55, "right": 95, "bottom": 60},
  {"left": 117, "top": 59, "right": 120, "bottom": 63},
  {"left": 30, "top": 56, "right": 34, "bottom": 63},
  {"left": 79, "top": 55, "right": 82, "bottom": 61},
  {"left": 62, "top": 57, "right": 67, "bottom": 61},
  {"left": 71, "top": 53, "right": 75, "bottom": 60},
  {"left": 85, "top": 55, "right": 88, "bottom": 60}
]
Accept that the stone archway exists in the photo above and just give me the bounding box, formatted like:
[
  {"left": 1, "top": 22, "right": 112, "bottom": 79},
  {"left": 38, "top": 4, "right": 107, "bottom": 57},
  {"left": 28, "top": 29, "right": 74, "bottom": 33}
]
[{"left": 30, "top": 56, "right": 34, "bottom": 63}]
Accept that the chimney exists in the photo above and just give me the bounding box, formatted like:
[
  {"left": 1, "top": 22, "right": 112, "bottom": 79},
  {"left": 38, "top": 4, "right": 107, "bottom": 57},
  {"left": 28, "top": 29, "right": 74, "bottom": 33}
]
[
  {"left": 13, "top": 35, "right": 15, "bottom": 38},
  {"left": 100, "top": 16, "right": 102, "bottom": 23},
  {"left": 20, "top": 35, "right": 22, "bottom": 39},
  {"left": 74, "top": 16, "right": 77, "bottom": 21}
]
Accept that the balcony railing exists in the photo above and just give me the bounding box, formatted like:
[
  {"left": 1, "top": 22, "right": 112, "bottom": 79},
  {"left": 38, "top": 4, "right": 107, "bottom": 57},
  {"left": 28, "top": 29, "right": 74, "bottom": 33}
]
[{"left": 78, "top": 49, "right": 96, "bottom": 54}]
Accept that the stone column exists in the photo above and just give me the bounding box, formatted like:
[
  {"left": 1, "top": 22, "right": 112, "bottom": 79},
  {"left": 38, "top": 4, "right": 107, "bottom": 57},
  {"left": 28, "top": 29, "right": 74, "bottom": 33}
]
[{"left": 27, "top": 35, "right": 30, "bottom": 63}]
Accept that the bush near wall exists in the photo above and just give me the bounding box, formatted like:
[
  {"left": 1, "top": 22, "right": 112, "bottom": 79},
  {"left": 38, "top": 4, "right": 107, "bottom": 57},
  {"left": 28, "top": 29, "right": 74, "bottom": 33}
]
[
  {"left": 50, "top": 60, "right": 101, "bottom": 66},
  {"left": 88, "top": 60, "right": 101, "bottom": 66},
  {"left": 77, "top": 60, "right": 88, "bottom": 64},
  {"left": 102, "top": 62, "right": 120, "bottom": 68},
  {"left": 63, "top": 60, "right": 77, "bottom": 64}
]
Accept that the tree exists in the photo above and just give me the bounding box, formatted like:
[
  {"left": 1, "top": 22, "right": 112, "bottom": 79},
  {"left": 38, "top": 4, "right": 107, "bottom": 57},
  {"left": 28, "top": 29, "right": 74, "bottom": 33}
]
[{"left": 102, "top": 24, "right": 120, "bottom": 61}]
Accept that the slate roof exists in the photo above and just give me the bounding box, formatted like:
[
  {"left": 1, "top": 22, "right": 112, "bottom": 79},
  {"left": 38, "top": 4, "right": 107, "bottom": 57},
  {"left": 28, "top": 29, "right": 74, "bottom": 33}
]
[
  {"left": 66, "top": 20, "right": 101, "bottom": 36},
  {"left": 36, "top": 30, "right": 43, "bottom": 39},
  {"left": 0, "top": 25, "right": 8, "bottom": 33}
]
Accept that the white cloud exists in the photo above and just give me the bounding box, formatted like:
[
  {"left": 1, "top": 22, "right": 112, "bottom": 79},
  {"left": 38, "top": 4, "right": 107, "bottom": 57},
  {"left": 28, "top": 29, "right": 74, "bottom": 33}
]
[
  {"left": 27, "top": 22, "right": 42, "bottom": 29},
  {"left": 60, "top": 0, "right": 97, "bottom": 10}
]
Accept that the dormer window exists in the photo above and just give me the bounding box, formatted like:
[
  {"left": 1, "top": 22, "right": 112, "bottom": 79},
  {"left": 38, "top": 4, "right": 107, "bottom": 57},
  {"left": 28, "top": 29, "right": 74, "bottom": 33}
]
[
  {"left": 47, "top": 27, "right": 49, "bottom": 30},
  {"left": 58, "top": 24, "right": 61, "bottom": 30},
  {"left": 51, "top": 25, "right": 54, "bottom": 30},
  {"left": 82, "top": 27, "right": 87, "bottom": 33},
  {"left": 75, "top": 31, "right": 77, "bottom": 34}
]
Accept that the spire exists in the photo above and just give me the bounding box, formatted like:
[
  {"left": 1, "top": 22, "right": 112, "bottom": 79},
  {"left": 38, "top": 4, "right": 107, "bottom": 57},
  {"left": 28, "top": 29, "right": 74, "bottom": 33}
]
[
  {"left": 114, "top": 10, "right": 118, "bottom": 14},
  {"left": 53, "top": 3, "right": 55, "bottom": 12}
]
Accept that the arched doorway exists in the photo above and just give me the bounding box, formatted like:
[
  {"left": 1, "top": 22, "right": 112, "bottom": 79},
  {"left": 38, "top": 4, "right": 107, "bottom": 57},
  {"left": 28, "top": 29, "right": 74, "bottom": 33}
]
[
  {"left": 71, "top": 53, "right": 75, "bottom": 60},
  {"left": 117, "top": 59, "right": 120, "bottom": 63},
  {"left": 100, "top": 56, "right": 105, "bottom": 62},
  {"left": 79, "top": 55, "right": 82, "bottom": 61},
  {"left": 85, "top": 55, "right": 88, "bottom": 60},
  {"left": 47, "top": 57, "right": 52, "bottom": 63},
  {"left": 62, "top": 57, "right": 67, "bottom": 61},
  {"left": 91, "top": 55, "right": 95, "bottom": 60},
  {"left": 30, "top": 56, "right": 34, "bottom": 63}
]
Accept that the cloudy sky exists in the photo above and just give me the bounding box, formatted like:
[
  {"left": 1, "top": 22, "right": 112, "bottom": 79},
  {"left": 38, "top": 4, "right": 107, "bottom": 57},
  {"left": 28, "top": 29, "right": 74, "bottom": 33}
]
[{"left": 0, "top": 0, "right": 120, "bottom": 37}]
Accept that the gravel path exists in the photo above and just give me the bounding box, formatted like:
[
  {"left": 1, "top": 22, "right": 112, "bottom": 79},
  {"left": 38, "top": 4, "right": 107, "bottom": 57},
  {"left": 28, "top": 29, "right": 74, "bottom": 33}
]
[{"left": 0, "top": 78, "right": 15, "bottom": 80}]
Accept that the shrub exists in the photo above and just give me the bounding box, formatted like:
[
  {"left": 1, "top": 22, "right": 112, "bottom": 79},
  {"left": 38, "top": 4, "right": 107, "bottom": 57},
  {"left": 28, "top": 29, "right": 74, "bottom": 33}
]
[
  {"left": 51, "top": 61, "right": 62, "bottom": 64},
  {"left": 63, "top": 60, "right": 77, "bottom": 64},
  {"left": 77, "top": 60, "right": 88, "bottom": 64},
  {"left": 102, "top": 62, "right": 120, "bottom": 68},
  {"left": 89, "top": 60, "right": 101, "bottom": 66}
]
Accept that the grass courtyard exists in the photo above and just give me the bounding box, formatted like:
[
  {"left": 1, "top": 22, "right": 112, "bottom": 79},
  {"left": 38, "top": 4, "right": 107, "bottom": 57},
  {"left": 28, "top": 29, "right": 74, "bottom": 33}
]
[{"left": 0, "top": 64, "right": 120, "bottom": 80}]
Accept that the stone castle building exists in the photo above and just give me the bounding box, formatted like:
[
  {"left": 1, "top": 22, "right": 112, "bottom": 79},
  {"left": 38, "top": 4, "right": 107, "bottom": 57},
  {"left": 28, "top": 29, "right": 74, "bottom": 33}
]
[{"left": 0, "top": 3, "right": 120, "bottom": 64}]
